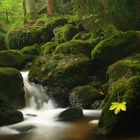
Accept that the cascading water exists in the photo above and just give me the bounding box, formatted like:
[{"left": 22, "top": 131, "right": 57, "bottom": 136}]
[
  {"left": 0, "top": 71, "right": 102, "bottom": 140},
  {"left": 21, "top": 71, "right": 55, "bottom": 110}
]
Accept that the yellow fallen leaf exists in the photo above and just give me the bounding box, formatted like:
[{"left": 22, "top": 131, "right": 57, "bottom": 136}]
[{"left": 109, "top": 102, "right": 126, "bottom": 115}]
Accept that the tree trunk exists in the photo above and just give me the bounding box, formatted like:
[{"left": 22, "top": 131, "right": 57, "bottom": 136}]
[
  {"left": 22, "top": 0, "right": 27, "bottom": 23},
  {"left": 47, "top": 0, "right": 54, "bottom": 17}
]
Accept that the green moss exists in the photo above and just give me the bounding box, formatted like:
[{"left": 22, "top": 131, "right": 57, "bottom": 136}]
[
  {"left": 39, "top": 17, "right": 68, "bottom": 43},
  {"left": 0, "top": 67, "right": 25, "bottom": 108},
  {"left": 29, "top": 53, "right": 92, "bottom": 89},
  {"left": 41, "top": 42, "right": 57, "bottom": 54},
  {"left": 55, "top": 24, "right": 78, "bottom": 43},
  {"left": 91, "top": 31, "right": 140, "bottom": 68},
  {"left": 54, "top": 40, "right": 96, "bottom": 57},
  {"left": 21, "top": 44, "right": 40, "bottom": 61},
  {"left": 72, "top": 32, "right": 91, "bottom": 40},
  {"left": 98, "top": 76, "right": 140, "bottom": 135},
  {"left": 69, "top": 85, "right": 104, "bottom": 108},
  {"left": 6, "top": 27, "right": 40, "bottom": 50},
  {"left": 6, "top": 18, "right": 67, "bottom": 50},
  {"left": 0, "top": 50, "right": 28, "bottom": 69},
  {"left": 108, "top": 54, "right": 140, "bottom": 82}
]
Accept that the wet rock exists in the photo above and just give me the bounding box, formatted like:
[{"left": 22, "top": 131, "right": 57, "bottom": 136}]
[
  {"left": 69, "top": 85, "right": 104, "bottom": 109},
  {"left": 58, "top": 107, "right": 83, "bottom": 121}
]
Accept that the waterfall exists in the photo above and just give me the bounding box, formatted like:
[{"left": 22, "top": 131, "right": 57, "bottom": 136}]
[{"left": 21, "top": 71, "right": 56, "bottom": 110}]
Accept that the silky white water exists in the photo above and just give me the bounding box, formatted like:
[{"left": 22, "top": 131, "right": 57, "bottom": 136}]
[{"left": 0, "top": 71, "right": 101, "bottom": 140}]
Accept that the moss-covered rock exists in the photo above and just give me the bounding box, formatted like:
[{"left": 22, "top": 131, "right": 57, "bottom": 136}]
[
  {"left": 58, "top": 107, "right": 83, "bottom": 121},
  {"left": 29, "top": 53, "right": 92, "bottom": 105},
  {"left": 41, "top": 42, "right": 57, "bottom": 55},
  {"left": 54, "top": 40, "right": 98, "bottom": 57},
  {"left": 91, "top": 31, "right": 140, "bottom": 68},
  {"left": 0, "top": 32, "right": 6, "bottom": 51},
  {"left": 6, "top": 18, "right": 67, "bottom": 50},
  {"left": 0, "top": 50, "right": 28, "bottom": 69},
  {"left": 108, "top": 54, "right": 140, "bottom": 82},
  {"left": 72, "top": 32, "right": 91, "bottom": 40},
  {"left": 0, "top": 110, "right": 23, "bottom": 126},
  {"left": 29, "top": 53, "right": 92, "bottom": 89},
  {"left": 0, "top": 67, "right": 25, "bottom": 108},
  {"left": 55, "top": 24, "right": 78, "bottom": 43},
  {"left": 69, "top": 85, "right": 104, "bottom": 109},
  {"left": 6, "top": 27, "right": 40, "bottom": 50},
  {"left": 39, "top": 17, "right": 68, "bottom": 43},
  {"left": 21, "top": 44, "right": 40, "bottom": 61},
  {"left": 98, "top": 76, "right": 140, "bottom": 135}
]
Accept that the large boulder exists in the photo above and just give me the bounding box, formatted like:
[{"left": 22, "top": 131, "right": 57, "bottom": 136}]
[
  {"left": 6, "top": 27, "right": 40, "bottom": 50},
  {"left": 29, "top": 53, "right": 92, "bottom": 89},
  {"left": 0, "top": 68, "right": 24, "bottom": 126},
  {"left": 54, "top": 40, "right": 99, "bottom": 57},
  {"left": 58, "top": 107, "right": 83, "bottom": 121},
  {"left": 69, "top": 85, "right": 104, "bottom": 108},
  {"left": 55, "top": 24, "right": 78, "bottom": 43},
  {"left": 0, "top": 50, "right": 28, "bottom": 69},
  {"left": 0, "top": 67, "right": 25, "bottom": 108},
  {"left": 98, "top": 76, "right": 140, "bottom": 135},
  {"left": 91, "top": 31, "right": 140, "bottom": 68},
  {"left": 29, "top": 53, "right": 92, "bottom": 105},
  {"left": 107, "top": 54, "right": 140, "bottom": 82}
]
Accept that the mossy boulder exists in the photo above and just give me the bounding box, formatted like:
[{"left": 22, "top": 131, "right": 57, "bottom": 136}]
[
  {"left": 29, "top": 53, "right": 92, "bottom": 105},
  {"left": 0, "top": 67, "right": 25, "bottom": 108},
  {"left": 41, "top": 42, "right": 57, "bottom": 55},
  {"left": 29, "top": 53, "right": 92, "bottom": 89},
  {"left": 0, "top": 110, "right": 23, "bottom": 126},
  {"left": 98, "top": 76, "right": 140, "bottom": 135},
  {"left": 39, "top": 17, "right": 67, "bottom": 43},
  {"left": 69, "top": 85, "right": 104, "bottom": 109},
  {"left": 54, "top": 40, "right": 98, "bottom": 57},
  {"left": 58, "top": 107, "right": 83, "bottom": 121},
  {"left": 108, "top": 54, "right": 140, "bottom": 82},
  {"left": 0, "top": 50, "right": 28, "bottom": 69},
  {"left": 72, "top": 32, "right": 91, "bottom": 40},
  {"left": 91, "top": 31, "right": 140, "bottom": 68},
  {"left": 55, "top": 24, "right": 78, "bottom": 43},
  {"left": 0, "top": 32, "right": 6, "bottom": 51},
  {"left": 6, "top": 27, "right": 40, "bottom": 50},
  {"left": 21, "top": 44, "right": 40, "bottom": 61}
]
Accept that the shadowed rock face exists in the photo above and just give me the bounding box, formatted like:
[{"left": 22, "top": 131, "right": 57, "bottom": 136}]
[
  {"left": 75, "top": 0, "right": 140, "bottom": 31},
  {"left": 0, "top": 68, "right": 24, "bottom": 126}
]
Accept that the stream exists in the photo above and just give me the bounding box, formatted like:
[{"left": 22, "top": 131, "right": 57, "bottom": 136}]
[{"left": 0, "top": 71, "right": 140, "bottom": 140}]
